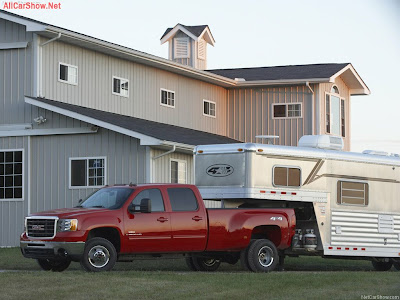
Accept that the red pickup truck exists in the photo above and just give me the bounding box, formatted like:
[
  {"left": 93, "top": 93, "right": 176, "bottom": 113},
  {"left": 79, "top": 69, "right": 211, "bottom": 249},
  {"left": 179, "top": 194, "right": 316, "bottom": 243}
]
[{"left": 20, "top": 184, "right": 296, "bottom": 272}]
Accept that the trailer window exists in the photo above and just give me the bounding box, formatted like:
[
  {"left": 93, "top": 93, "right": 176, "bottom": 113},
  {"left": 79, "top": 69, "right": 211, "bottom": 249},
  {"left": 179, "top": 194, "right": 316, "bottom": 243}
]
[
  {"left": 273, "top": 166, "right": 301, "bottom": 187},
  {"left": 337, "top": 181, "right": 368, "bottom": 206}
]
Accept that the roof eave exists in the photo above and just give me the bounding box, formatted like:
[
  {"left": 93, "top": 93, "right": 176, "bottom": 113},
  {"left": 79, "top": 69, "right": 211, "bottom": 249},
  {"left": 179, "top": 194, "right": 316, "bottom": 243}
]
[
  {"left": 329, "top": 64, "right": 370, "bottom": 95},
  {"left": 160, "top": 24, "right": 198, "bottom": 44},
  {"left": 0, "top": 11, "right": 47, "bottom": 31},
  {"left": 234, "top": 78, "right": 330, "bottom": 88}
]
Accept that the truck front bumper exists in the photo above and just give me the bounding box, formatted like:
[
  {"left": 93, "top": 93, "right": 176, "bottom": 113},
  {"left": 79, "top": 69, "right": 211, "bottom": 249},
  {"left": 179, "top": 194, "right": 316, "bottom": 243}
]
[{"left": 20, "top": 241, "right": 85, "bottom": 261}]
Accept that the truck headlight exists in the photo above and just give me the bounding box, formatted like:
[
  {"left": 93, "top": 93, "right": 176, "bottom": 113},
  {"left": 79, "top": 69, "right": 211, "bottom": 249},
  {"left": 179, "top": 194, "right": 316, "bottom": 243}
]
[{"left": 58, "top": 219, "right": 78, "bottom": 232}]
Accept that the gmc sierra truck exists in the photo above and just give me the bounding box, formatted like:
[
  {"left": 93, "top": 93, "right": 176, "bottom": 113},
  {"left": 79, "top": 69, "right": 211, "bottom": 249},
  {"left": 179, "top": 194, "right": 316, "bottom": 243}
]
[{"left": 20, "top": 184, "right": 295, "bottom": 272}]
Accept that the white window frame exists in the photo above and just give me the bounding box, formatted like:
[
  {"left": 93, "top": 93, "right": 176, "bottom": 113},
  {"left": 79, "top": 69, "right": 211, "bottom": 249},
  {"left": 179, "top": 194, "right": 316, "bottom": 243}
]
[
  {"left": 0, "top": 149, "right": 24, "bottom": 201},
  {"left": 272, "top": 103, "right": 303, "bottom": 119},
  {"left": 203, "top": 99, "right": 216, "bottom": 118},
  {"left": 160, "top": 88, "right": 176, "bottom": 108},
  {"left": 69, "top": 156, "right": 107, "bottom": 189},
  {"left": 174, "top": 37, "right": 189, "bottom": 58},
  {"left": 169, "top": 158, "right": 187, "bottom": 184},
  {"left": 112, "top": 76, "right": 129, "bottom": 98},
  {"left": 325, "top": 92, "right": 345, "bottom": 137},
  {"left": 337, "top": 180, "right": 369, "bottom": 207},
  {"left": 58, "top": 62, "right": 78, "bottom": 85}
]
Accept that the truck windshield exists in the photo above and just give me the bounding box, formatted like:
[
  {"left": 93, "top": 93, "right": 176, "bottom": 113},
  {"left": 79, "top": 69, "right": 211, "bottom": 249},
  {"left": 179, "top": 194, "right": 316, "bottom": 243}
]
[{"left": 79, "top": 188, "right": 134, "bottom": 209}]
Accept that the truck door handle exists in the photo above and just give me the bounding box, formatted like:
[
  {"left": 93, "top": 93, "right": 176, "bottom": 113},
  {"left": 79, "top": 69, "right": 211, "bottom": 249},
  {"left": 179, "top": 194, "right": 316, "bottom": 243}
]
[
  {"left": 192, "top": 216, "right": 203, "bottom": 221},
  {"left": 157, "top": 217, "right": 169, "bottom": 223}
]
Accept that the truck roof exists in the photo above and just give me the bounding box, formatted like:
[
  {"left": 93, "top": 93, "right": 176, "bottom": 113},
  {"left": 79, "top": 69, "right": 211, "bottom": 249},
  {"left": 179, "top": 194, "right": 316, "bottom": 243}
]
[{"left": 195, "top": 143, "right": 400, "bottom": 166}]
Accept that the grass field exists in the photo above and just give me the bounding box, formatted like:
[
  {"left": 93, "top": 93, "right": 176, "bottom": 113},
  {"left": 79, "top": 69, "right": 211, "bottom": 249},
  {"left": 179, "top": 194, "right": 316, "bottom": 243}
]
[{"left": 0, "top": 248, "right": 399, "bottom": 299}]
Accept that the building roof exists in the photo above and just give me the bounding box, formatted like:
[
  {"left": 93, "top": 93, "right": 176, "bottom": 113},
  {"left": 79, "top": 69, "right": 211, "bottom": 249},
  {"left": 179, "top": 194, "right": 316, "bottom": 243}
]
[
  {"left": 207, "top": 63, "right": 350, "bottom": 81},
  {"left": 161, "top": 24, "right": 209, "bottom": 40},
  {"left": 25, "top": 97, "right": 240, "bottom": 148}
]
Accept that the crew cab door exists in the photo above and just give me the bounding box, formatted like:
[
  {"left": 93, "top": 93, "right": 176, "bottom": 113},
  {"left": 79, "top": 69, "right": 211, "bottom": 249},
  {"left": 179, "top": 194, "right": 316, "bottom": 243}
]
[
  {"left": 124, "top": 188, "right": 172, "bottom": 253},
  {"left": 167, "top": 187, "right": 207, "bottom": 252}
]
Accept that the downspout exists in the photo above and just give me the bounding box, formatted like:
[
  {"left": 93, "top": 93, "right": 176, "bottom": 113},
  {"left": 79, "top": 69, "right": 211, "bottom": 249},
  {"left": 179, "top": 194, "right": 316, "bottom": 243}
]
[
  {"left": 306, "top": 82, "right": 315, "bottom": 135},
  {"left": 38, "top": 33, "right": 62, "bottom": 97},
  {"left": 152, "top": 145, "right": 176, "bottom": 160}
]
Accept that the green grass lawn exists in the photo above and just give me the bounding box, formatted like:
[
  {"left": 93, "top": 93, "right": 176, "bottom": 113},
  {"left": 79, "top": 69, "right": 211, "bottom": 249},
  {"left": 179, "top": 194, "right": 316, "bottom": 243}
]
[{"left": 0, "top": 248, "right": 399, "bottom": 300}]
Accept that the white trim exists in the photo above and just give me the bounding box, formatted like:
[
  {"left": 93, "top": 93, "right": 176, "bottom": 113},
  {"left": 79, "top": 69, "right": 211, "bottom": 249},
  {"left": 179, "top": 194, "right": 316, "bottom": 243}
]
[
  {"left": 0, "top": 148, "right": 24, "bottom": 202},
  {"left": 203, "top": 99, "right": 216, "bottom": 118},
  {"left": 0, "top": 124, "right": 32, "bottom": 131},
  {"left": 325, "top": 92, "right": 345, "bottom": 137},
  {"left": 0, "top": 127, "right": 98, "bottom": 137},
  {"left": 329, "top": 64, "right": 370, "bottom": 95},
  {"left": 161, "top": 24, "right": 198, "bottom": 44},
  {"left": 271, "top": 102, "right": 303, "bottom": 119},
  {"left": 169, "top": 158, "right": 187, "bottom": 184},
  {"left": 174, "top": 37, "right": 189, "bottom": 59},
  {"left": 25, "top": 97, "right": 161, "bottom": 146},
  {"left": 112, "top": 76, "right": 129, "bottom": 98},
  {"left": 0, "top": 42, "right": 28, "bottom": 50},
  {"left": 58, "top": 62, "right": 78, "bottom": 85},
  {"left": 0, "top": 13, "right": 47, "bottom": 31},
  {"left": 197, "top": 39, "right": 206, "bottom": 60},
  {"left": 68, "top": 156, "right": 107, "bottom": 189},
  {"left": 160, "top": 88, "right": 176, "bottom": 108},
  {"left": 27, "top": 136, "right": 31, "bottom": 214}
]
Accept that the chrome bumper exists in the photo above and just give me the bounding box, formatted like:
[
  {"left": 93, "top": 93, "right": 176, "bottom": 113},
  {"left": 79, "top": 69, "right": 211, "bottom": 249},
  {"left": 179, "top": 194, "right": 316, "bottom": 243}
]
[{"left": 20, "top": 241, "right": 85, "bottom": 260}]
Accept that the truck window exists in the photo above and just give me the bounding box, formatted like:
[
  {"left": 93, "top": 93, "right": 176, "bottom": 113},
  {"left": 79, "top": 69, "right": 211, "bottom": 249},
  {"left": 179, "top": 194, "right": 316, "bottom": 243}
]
[
  {"left": 132, "top": 189, "right": 165, "bottom": 212},
  {"left": 273, "top": 166, "right": 301, "bottom": 187},
  {"left": 167, "top": 188, "right": 198, "bottom": 212},
  {"left": 337, "top": 181, "right": 369, "bottom": 206}
]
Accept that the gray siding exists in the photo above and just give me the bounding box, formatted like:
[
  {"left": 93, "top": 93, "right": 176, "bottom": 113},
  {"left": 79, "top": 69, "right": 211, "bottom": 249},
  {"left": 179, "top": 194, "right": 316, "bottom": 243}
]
[
  {"left": 40, "top": 38, "right": 227, "bottom": 136},
  {"left": 0, "top": 136, "right": 29, "bottom": 247},
  {"left": 226, "top": 85, "right": 314, "bottom": 146}
]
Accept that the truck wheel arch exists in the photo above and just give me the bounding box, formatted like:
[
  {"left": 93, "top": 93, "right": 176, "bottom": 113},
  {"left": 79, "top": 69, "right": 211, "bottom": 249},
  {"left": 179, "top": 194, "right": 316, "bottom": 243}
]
[
  {"left": 86, "top": 227, "right": 121, "bottom": 253},
  {"left": 251, "top": 225, "right": 281, "bottom": 248}
]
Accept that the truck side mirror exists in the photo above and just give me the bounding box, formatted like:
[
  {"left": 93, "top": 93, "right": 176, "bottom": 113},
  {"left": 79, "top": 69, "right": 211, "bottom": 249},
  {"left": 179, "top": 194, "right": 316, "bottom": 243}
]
[{"left": 140, "top": 198, "right": 152, "bottom": 213}]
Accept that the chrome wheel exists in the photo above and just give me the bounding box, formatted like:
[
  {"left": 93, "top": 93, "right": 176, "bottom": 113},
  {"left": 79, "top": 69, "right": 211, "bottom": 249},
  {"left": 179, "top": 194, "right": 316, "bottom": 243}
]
[
  {"left": 88, "top": 245, "right": 110, "bottom": 268},
  {"left": 258, "top": 246, "right": 274, "bottom": 267}
]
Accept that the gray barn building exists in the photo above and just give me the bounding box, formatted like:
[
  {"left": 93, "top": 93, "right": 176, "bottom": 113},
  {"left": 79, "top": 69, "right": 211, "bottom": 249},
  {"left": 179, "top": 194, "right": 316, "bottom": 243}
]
[{"left": 0, "top": 11, "right": 369, "bottom": 246}]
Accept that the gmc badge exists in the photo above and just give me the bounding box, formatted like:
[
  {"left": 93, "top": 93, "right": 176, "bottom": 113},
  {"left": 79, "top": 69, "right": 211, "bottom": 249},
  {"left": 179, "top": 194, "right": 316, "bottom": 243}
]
[{"left": 206, "top": 164, "right": 234, "bottom": 177}]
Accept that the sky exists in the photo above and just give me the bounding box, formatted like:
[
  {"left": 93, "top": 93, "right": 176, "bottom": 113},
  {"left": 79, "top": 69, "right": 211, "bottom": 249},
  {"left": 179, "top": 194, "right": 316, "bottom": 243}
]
[{"left": 3, "top": 0, "right": 400, "bottom": 153}]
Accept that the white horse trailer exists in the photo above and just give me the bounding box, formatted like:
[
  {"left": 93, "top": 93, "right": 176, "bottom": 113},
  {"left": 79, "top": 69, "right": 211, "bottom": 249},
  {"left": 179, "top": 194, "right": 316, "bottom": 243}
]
[{"left": 194, "top": 135, "right": 400, "bottom": 270}]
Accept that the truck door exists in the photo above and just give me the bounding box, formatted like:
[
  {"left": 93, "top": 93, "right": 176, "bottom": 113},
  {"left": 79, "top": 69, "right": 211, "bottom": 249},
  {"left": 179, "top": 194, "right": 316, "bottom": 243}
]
[
  {"left": 167, "top": 187, "right": 207, "bottom": 252},
  {"left": 124, "top": 188, "right": 173, "bottom": 253}
]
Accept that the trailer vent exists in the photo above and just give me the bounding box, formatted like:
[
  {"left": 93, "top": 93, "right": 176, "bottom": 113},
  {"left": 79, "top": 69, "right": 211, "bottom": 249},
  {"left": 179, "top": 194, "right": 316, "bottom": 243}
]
[{"left": 298, "top": 135, "right": 344, "bottom": 151}]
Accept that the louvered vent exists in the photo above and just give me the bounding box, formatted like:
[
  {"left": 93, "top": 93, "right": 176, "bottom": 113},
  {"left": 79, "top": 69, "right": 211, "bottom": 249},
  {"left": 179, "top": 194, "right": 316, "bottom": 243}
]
[
  {"left": 198, "top": 39, "right": 205, "bottom": 60},
  {"left": 174, "top": 38, "right": 189, "bottom": 58}
]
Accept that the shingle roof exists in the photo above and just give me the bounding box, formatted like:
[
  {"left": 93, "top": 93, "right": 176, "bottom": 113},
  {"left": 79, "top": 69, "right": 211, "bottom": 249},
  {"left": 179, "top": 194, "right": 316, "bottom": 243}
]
[
  {"left": 160, "top": 24, "right": 209, "bottom": 40},
  {"left": 28, "top": 97, "right": 240, "bottom": 146},
  {"left": 206, "top": 63, "right": 350, "bottom": 81}
]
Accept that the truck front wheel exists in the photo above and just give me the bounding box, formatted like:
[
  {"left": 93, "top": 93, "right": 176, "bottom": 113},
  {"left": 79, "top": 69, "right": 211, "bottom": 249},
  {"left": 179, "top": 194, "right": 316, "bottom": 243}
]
[
  {"left": 247, "top": 239, "right": 278, "bottom": 272},
  {"left": 81, "top": 238, "right": 117, "bottom": 272}
]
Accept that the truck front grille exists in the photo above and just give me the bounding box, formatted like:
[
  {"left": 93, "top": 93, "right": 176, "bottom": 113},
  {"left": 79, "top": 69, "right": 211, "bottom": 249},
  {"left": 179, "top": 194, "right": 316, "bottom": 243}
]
[{"left": 27, "top": 218, "right": 57, "bottom": 238}]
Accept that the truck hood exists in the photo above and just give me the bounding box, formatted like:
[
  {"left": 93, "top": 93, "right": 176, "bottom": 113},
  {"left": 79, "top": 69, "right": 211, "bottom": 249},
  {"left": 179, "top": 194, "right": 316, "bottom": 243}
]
[{"left": 28, "top": 207, "right": 112, "bottom": 219}]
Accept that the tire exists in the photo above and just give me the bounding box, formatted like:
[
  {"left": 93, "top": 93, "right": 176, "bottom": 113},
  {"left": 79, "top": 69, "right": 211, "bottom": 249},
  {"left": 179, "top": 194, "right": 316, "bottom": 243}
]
[
  {"left": 37, "top": 259, "right": 71, "bottom": 272},
  {"left": 372, "top": 260, "right": 393, "bottom": 271},
  {"left": 394, "top": 262, "right": 400, "bottom": 271},
  {"left": 185, "top": 256, "right": 198, "bottom": 271},
  {"left": 247, "top": 239, "right": 278, "bottom": 272},
  {"left": 81, "top": 237, "right": 117, "bottom": 272},
  {"left": 191, "top": 256, "right": 221, "bottom": 272}
]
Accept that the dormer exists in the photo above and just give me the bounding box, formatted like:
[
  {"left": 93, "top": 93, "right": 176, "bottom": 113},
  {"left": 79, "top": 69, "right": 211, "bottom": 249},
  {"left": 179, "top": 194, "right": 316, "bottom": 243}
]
[{"left": 160, "top": 24, "right": 215, "bottom": 70}]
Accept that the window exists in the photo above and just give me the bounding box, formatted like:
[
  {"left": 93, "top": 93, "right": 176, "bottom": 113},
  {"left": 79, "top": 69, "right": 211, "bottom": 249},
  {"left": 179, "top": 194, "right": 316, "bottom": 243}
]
[
  {"left": 167, "top": 188, "right": 198, "bottom": 211},
  {"left": 132, "top": 189, "right": 165, "bottom": 212},
  {"left": 273, "top": 166, "right": 301, "bottom": 187},
  {"left": 326, "top": 95, "right": 330, "bottom": 133},
  {"left": 112, "top": 76, "right": 129, "bottom": 97},
  {"left": 70, "top": 157, "right": 106, "bottom": 188},
  {"left": 337, "top": 181, "right": 368, "bottom": 206},
  {"left": 170, "top": 160, "right": 187, "bottom": 184},
  {"left": 272, "top": 103, "right": 302, "bottom": 119},
  {"left": 59, "top": 63, "right": 78, "bottom": 85},
  {"left": 160, "top": 89, "right": 175, "bottom": 108},
  {"left": 0, "top": 150, "right": 23, "bottom": 200},
  {"left": 203, "top": 100, "right": 216, "bottom": 117},
  {"left": 341, "top": 99, "right": 345, "bottom": 137},
  {"left": 174, "top": 37, "right": 189, "bottom": 58},
  {"left": 198, "top": 39, "right": 206, "bottom": 60},
  {"left": 326, "top": 85, "right": 345, "bottom": 137},
  {"left": 81, "top": 188, "right": 133, "bottom": 209}
]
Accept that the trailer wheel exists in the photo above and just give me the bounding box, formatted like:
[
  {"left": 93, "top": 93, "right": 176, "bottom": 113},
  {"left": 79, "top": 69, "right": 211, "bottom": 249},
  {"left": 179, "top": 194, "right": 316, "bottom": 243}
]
[
  {"left": 394, "top": 262, "right": 400, "bottom": 271},
  {"left": 372, "top": 260, "right": 393, "bottom": 271},
  {"left": 81, "top": 237, "right": 117, "bottom": 272},
  {"left": 185, "top": 256, "right": 198, "bottom": 271},
  {"left": 191, "top": 257, "right": 221, "bottom": 272},
  {"left": 247, "top": 239, "right": 278, "bottom": 272},
  {"left": 37, "top": 259, "right": 71, "bottom": 272}
]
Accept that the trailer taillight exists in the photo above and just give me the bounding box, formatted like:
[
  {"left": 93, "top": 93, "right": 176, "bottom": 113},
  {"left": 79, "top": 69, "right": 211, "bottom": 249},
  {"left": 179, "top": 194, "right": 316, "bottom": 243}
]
[
  {"left": 238, "top": 148, "right": 243, "bottom": 152},
  {"left": 198, "top": 150, "right": 203, "bottom": 154}
]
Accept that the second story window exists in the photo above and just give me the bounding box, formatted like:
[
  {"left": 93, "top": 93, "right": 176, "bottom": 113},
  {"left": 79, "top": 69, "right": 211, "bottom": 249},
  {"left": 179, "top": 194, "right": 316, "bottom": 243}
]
[
  {"left": 59, "top": 63, "right": 78, "bottom": 85},
  {"left": 273, "top": 103, "right": 302, "bottom": 119},
  {"left": 112, "top": 76, "right": 129, "bottom": 97},
  {"left": 203, "top": 100, "right": 216, "bottom": 117},
  {"left": 160, "top": 89, "right": 175, "bottom": 108}
]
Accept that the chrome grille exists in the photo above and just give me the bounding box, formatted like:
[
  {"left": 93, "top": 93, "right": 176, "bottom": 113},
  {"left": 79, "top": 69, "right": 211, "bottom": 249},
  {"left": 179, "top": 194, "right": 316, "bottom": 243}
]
[{"left": 27, "top": 218, "right": 57, "bottom": 238}]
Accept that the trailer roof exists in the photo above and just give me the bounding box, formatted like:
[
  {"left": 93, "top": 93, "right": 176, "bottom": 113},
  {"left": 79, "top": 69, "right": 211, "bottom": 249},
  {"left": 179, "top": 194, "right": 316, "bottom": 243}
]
[{"left": 195, "top": 143, "right": 400, "bottom": 166}]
